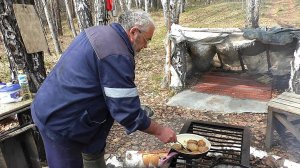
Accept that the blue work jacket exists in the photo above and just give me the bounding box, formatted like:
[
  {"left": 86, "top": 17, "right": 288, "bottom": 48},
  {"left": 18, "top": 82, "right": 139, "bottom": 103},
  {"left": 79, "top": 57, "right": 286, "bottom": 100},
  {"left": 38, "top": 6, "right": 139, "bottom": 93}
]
[{"left": 31, "top": 23, "right": 151, "bottom": 152}]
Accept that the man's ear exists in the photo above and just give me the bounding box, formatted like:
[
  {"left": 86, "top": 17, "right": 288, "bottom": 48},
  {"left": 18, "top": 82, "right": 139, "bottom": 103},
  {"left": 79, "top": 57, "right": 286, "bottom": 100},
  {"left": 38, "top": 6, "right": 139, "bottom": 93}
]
[{"left": 129, "top": 27, "right": 139, "bottom": 35}]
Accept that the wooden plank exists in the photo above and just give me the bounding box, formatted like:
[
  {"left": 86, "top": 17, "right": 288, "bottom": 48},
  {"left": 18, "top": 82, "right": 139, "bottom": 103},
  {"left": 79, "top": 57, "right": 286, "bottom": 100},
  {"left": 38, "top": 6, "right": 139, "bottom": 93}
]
[
  {"left": 268, "top": 101, "right": 300, "bottom": 115},
  {"left": 13, "top": 4, "right": 48, "bottom": 53},
  {"left": 0, "top": 148, "right": 7, "bottom": 168},
  {"left": 281, "top": 92, "right": 300, "bottom": 99},
  {"left": 270, "top": 93, "right": 300, "bottom": 103},
  {"left": 0, "top": 99, "right": 32, "bottom": 119},
  {"left": 0, "top": 137, "right": 29, "bottom": 168},
  {"left": 274, "top": 113, "right": 300, "bottom": 142},
  {"left": 265, "top": 108, "right": 275, "bottom": 150},
  {"left": 21, "top": 131, "right": 41, "bottom": 168},
  {"left": 272, "top": 99, "right": 300, "bottom": 109},
  {"left": 0, "top": 124, "right": 35, "bottom": 142}
]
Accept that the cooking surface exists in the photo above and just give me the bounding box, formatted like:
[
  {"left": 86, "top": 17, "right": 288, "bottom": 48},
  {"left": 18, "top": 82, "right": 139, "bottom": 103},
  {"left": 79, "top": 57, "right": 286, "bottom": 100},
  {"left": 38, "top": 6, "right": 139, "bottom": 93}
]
[{"left": 166, "top": 120, "right": 250, "bottom": 168}]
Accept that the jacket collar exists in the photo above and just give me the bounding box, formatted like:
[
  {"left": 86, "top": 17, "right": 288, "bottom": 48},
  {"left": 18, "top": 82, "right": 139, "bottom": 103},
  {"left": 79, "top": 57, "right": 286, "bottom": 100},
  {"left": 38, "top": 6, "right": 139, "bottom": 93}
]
[{"left": 110, "top": 23, "right": 134, "bottom": 55}]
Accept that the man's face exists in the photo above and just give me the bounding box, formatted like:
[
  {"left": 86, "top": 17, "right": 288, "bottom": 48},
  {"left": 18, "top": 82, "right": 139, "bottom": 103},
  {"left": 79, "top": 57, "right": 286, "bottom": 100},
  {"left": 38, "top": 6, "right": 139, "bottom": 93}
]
[{"left": 129, "top": 24, "right": 155, "bottom": 53}]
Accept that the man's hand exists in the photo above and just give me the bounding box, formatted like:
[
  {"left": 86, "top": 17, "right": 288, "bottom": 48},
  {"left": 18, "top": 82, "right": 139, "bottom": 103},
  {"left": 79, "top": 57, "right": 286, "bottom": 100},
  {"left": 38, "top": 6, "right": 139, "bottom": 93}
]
[
  {"left": 155, "top": 126, "right": 177, "bottom": 143},
  {"left": 142, "top": 120, "right": 177, "bottom": 143}
]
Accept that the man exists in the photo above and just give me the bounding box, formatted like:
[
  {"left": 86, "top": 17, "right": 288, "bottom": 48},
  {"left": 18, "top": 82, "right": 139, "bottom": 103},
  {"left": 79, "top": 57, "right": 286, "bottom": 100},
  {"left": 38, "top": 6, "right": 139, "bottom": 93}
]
[{"left": 31, "top": 10, "right": 177, "bottom": 168}]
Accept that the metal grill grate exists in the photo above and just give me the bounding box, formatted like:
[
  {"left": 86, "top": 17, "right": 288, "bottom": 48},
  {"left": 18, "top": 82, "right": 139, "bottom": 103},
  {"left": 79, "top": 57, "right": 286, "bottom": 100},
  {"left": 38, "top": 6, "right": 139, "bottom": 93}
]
[{"left": 166, "top": 120, "right": 250, "bottom": 168}]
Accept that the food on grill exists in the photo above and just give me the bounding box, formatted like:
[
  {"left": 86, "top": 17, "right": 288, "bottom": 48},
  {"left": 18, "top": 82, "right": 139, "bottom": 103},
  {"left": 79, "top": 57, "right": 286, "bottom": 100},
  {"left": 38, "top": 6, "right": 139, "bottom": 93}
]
[
  {"left": 187, "top": 143, "right": 199, "bottom": 152},
  {"left": 172, "top": 138, "right": 209, "bottom": 154},
  {"left": 197, "top": 140, "right": 206, "bottom": 147},
  {"left": 187, "top": 139, "right": 198, "bottom": 145}
]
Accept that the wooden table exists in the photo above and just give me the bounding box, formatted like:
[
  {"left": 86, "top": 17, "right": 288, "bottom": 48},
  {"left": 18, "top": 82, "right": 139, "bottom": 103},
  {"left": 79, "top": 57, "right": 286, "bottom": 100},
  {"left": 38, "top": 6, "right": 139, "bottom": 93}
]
[
  {"left": 0, "top": 99, "right": 42, "bottom": 168},
  {"left": 265, "top": 92, "right": 300, "bottom": 150},
  {"left": 0, "top": 99, "right": 32, "bottom": 120}
]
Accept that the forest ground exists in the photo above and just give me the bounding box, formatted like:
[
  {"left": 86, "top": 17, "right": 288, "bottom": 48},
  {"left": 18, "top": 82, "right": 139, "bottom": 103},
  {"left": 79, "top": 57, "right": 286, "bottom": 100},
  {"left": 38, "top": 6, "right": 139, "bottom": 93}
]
[{"left": 1, "top": 0, "right": 300, "bottom": 167}]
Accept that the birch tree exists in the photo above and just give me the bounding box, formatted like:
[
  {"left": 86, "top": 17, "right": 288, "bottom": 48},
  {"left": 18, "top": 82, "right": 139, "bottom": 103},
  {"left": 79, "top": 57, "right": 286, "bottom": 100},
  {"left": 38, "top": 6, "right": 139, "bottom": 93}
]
[
  {"left": 289, "top": 40, "right": 300, "bottom": 94},
  {"left": 144, "top": 0, "right": 149, "bottom": 13},
  {"left": 0, "top": 0, "right": 47, "bottom": 92},
  {"left": 161, "top": 0, "right": 169, "bottom": 27},
  {"left": 74, "top": 0, "right": 93, "bottom": 31},
  {"left": 245, "top": 0, "right": 260, "bottom": 28},
  {"left": 127, "top": 0, "right": 133, "bottom": 10},
  {"left": 41, "top": 0, "right": 62, "bottom": 55},
  {"left": 118, "top": 0, "right": 128, "bottom": 12},
  {"left": 64, "top": 0, "right": 77, "bottom": 37},
  {"left": 161, "top": 0, "right": 182, "bottom": 28},
  {"left": 94, "top": 0, "right": 108, "bottom": 25}
]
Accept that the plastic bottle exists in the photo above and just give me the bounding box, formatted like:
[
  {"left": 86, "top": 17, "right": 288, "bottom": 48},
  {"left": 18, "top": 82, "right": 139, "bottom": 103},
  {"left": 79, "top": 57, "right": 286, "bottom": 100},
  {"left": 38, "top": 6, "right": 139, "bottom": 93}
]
[{"left": 17, "top": 70, "right": 32, "bottom": 101}]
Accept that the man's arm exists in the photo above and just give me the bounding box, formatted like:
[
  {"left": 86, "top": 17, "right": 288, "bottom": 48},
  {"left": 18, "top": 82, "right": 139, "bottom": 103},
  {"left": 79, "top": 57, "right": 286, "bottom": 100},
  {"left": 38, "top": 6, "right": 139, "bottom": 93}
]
[{"left": 142, "top": 120, "right": 177, "bottom": 143}]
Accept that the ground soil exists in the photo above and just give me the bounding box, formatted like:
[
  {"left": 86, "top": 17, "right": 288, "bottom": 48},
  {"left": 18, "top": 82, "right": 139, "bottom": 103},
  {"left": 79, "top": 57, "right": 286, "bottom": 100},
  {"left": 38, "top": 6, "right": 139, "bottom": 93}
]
[{"left": 1, "top": 0, "right": 300, "bottom": 167}]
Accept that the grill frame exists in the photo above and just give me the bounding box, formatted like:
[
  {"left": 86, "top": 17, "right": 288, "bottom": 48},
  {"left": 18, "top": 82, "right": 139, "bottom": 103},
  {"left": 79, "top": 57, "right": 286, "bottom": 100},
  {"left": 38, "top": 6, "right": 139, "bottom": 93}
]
[{"left": 166, "top": 120, "right": 250, "bottom": 168}]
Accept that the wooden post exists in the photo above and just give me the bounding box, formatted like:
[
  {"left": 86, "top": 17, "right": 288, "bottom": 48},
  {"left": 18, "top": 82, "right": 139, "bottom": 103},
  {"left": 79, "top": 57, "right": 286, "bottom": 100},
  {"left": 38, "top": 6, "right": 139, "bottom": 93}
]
[
  {"left": 265, "top": 107, "right": 274, "bottom": 151},
  {"left": 167, "top": 3, "right": 172, "bottom": 84}
]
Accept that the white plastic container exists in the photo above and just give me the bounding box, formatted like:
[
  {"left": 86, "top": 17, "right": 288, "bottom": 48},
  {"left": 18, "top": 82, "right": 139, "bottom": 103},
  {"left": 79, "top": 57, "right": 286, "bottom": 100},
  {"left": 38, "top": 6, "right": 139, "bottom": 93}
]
[{"left": 0, "top": 83, "right": 22, "bottom": 104}]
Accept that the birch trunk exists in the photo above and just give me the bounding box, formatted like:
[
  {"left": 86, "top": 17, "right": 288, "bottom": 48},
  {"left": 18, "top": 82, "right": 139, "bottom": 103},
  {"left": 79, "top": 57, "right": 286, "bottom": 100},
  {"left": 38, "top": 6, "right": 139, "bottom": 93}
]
[
  {"left": 144, "top": 0, "right": 149, "bottom": 12},
  {"left": 41, "top": 0, "right": 62, "bottom": 55},
  {"left": 0, "top": 0, "right": 26, "bottom": 80},
  {"left": 161, "top": 0, "right": 169, "bottom": 27},
  {"left": 0, "top": 0, "right": 47, "bottom": 92},
  {"left": 127, "top": 0, "right": 132, "bottom": 9},
  {"left": 180, "top": 0, "right": 185, "bottom": 13},
  {"left": 245, "top": 0, "right": 260, "bottom": 28},
  {"left": 119, "top": 0, "right": 128, "bottom": 12},
  {"left": 64, "top": 0, "right": 77, "bottom": 37},
  {"left": 138, "top": 0, "right": 142, "bottom": 8},
  {"left": 74, "top": 0, "right": 93, "bottom": 31},
  {"left": 94, "top": 0, "right": 108, "bottom": 25},
  {"left": 289, "top": 40, "right": 300, "bottom": 94}
]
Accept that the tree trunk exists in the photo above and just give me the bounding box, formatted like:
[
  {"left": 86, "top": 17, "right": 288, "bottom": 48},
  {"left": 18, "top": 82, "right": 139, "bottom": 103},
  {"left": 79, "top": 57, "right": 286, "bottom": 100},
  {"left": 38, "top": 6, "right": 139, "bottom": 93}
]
[
  {"left": 73, "top": 0, "right": 93, "bottom": 31},
  {"left": 180, "top": 0, "right": 185, "bottom": 13},
  {"left": 94, "top": 0, "right": 108, "bottom": 25},
  {"left": 53, "top": 0, "right": 63, "bottom": 36},
  {"left": 64, "top": 0, "right": 77, "bottom": 37},
  {"left": 138, "top": 0, "right": 142, "bottom": 8},
  {"left": 41, "top": 0, "right": 62, "bottom": 55},
  {"left": 171, "top": 0, "right": 181, "bottom": 24},
  {"left": 144, "top": 0, "right": 149, "bottom": 12},
  {"left": 34, "top": 0, "right": 46, "bottom": 24},
  {"left": 161, "top": 0, "right": 169, "bottom": 27},
  {"left": 245, "top": 0, "right": 260, "bottom": 28},
  {"left": 161, "top": 0, "right": 183, "bottom": 88},
  {"left": 0, "top": 0, "right": 47, "bottom": 92},
  {"left": 134, "top": 0, "right": 139, "bottom": 8},
  {"left": 118, "top": 0, "right": 128, "bottom": 12},
  {"left": 0, "top": 0, "right": 26, "bottom": 80},
  {"left": 127, "top": 0, "right": 132, "bottom": 10},
  {"left": 69, "top": 0, "right": 76, "bottom": 18},
  {"left": 162, "top": 0, "right": 180, "bottom": 26},
  {"left": 289, "top": 40, "right": 300, "bottom": 94}
]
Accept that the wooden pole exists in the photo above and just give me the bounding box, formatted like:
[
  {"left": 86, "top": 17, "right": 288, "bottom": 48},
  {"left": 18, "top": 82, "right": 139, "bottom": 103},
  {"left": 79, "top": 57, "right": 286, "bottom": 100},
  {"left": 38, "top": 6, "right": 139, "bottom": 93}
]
[{"left": 168, "top": 3, "right": 172, "bottom": 85}]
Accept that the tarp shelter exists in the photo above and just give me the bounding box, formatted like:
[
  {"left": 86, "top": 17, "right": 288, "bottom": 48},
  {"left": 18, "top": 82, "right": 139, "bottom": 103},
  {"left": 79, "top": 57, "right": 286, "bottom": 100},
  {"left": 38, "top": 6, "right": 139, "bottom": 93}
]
[{"left": 164, "top": 24, "right": 300, "bottom": 92}]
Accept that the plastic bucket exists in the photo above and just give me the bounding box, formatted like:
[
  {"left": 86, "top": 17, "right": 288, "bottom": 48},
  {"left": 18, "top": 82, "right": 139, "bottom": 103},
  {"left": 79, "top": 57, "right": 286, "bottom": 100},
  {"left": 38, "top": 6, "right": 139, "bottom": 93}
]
[{"left": 0, "top": 83, "right": 22, "bottom": 104}]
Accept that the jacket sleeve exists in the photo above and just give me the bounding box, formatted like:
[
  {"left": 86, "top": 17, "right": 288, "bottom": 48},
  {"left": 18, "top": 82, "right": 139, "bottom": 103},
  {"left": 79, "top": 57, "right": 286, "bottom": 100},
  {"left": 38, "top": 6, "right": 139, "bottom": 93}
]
[{"left": 98, "top": 54, "right": 151, "bottom": 134}]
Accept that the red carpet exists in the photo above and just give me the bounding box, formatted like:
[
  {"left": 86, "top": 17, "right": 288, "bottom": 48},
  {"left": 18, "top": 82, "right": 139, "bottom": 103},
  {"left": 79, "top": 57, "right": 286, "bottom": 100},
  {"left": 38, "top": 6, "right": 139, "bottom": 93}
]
[{"left": 191, "top": 72, "right": 272, "bottom": 101}]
